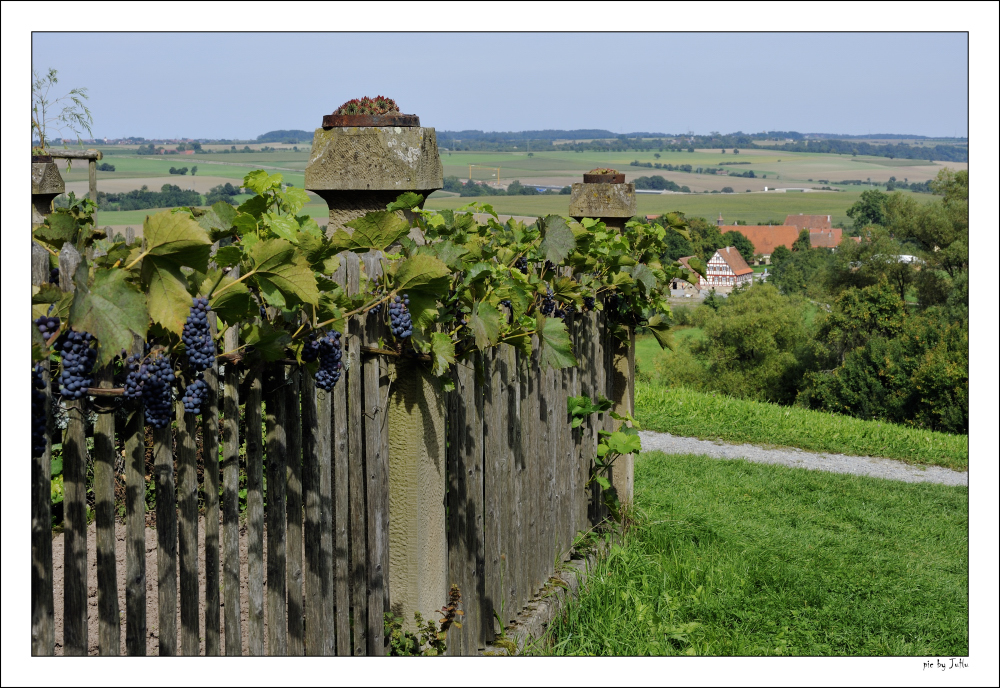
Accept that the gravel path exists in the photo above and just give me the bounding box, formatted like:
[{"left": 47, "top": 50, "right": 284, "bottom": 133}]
[{"left": 638, "top": 431, "right": 968, "bottom": 487}]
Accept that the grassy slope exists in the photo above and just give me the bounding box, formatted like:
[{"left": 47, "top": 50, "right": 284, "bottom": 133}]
[
  {"left": 635, "top": 382, "right": 968, "bottom": 470},
  {"left": 538, "top": 452, "right": 968, "bottom": 656}
]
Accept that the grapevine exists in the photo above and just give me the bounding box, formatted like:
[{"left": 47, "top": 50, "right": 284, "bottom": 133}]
[
  {"left": 55, "top": 329, "right": 97, "bottom": 400},
  {"left": 32, "top": 364, "right": 47, "bottom": 457},
  {"left": 182, "top": 296, "right": 215, "bottom": 372},
  {"left": 389, "top": 294, "right": 413, "bottom": 339},
  {"left": 314, "top": 330, "right": 343, "bottom": 391},
  {"left": 140, "top": 353, "right": 176, "bottom": 428},
  {"left": 181, "top": 374, "right": 208, "bottom": 414}
]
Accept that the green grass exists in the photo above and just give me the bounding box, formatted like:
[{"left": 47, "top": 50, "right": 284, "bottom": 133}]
[
  {"left": 536, "top": 452, "right": 968, "bottom": 656},
  {"left": 634, "top": 382, "right": 968, "bottom": 470}
]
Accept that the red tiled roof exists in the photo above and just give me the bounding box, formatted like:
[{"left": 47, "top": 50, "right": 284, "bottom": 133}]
[
  {"left": 716, "top": 246, "right": 753, "bottom": 275},
  {"left": 809, "top": 227, "right": 843, "bottom": 248},
  {"left": 721, "top": 225, "right": 799, "bottom": 256},
  {"left": 784, "top": 214, "right": 832, "bottom": 230}
]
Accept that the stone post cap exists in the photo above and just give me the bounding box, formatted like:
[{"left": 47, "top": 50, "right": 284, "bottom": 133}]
[
  {"left": 31, "top": 162, "right": 66, "bottom": 195},
  {"left": 568, "top": 182, "right": 637, "bottom": 219},
  {"left": 305, "top": 126, "right": 443, "bottom": 192}
]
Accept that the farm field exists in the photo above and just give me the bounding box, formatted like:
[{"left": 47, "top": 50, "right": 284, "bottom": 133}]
[
  {"left": 538, "top": 451, "right": 968, "bottom": 656},
  {"left": 423, "top": 186, "right": 936, "bottom": 227}
]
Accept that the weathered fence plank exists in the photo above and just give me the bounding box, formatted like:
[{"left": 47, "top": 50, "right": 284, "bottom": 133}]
[
  {"left": 244, "top": 368, "right": 265, "bottom": 655},
  {"left": 94, "top": 365, "right": 120, "bottom": 655},
  {"left": 285, "top": 367, "right": 304, "bottom": 656},
  {"left": 332, "top": 346, "right": 351, "bottom": 656},
  {"left": 31, "top": 244, "right": 54, "bottom": 656},
  {"left": 364, "top": 333, "right": 387, "bottom": 656},
  {"left": 482, "top": 348, "right": 503, "bottom": 636},
  {"left": 124, "top": 340, "right": 146, "bottom": 655},
  {"left": 345, "top": 256, "right": 367, "bottom": 656},
  {"left": 202, "top": 314, "right": 221, "bottom": 656},
  {"left": 153, "top": 423, "right": 177, "bottom": 655},
  {"left": 264, "top": 364, "right": 288, "bottom": 656},
  {"left": 221, "top": 328, "right": 242, "bottom": 656},
  {"left": 301, "top": 370, "right": 323, "bottom": 655},
  {"left": 59, "top": 244, "right": 88, "bottom": 656},
  {"left": 177, "top": 399, "right": 200, "bottom": 656}
]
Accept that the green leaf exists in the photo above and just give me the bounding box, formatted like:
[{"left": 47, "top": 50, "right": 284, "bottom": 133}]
[
  {"left": 686, "top": 256, "right": 707, "bottom": 278},
  {"left": 536, "top": 314, "right": 577, "bottom": 369},
  {"left": 238, "top": 194, "right": 269, "bottom": 220},
  {"left": 34, "top": 213, "right": 77, "bottom": 249},
  {"left": 392, "top": 254, "right": 451, "bottom": 295},
  {"left": 279, "top": 186, "right": 310, "bottom": 214},
  {"left": 51, "top": 456, "right": 63, "bottom": 476},
  {"left": 198, "top": 202, "right": 238, "bottom": 241},
  {"left": 213, "top": 245, "right": 243, "bottom": 269},
  {"left": 240, "top": 321, "right": 291, "bottom": 361},
  {"left": 538, "top": 215, "right": 577, "bottom": 265},
  {"left": 248, "top": 239, "right": 320, "bottom": 306},
  {"left": 469, "top": 301, "right": 501, "bottom": 350},
  {"left": 594, "top": 475, "right": 611, "bottom": 490},
  {"left": 336, "top": 211, "right": 411, "bottom": 253},
  {"left": 141, "top": 255, "right": 193, "bottom": 336},
  {"left": 207, "top": 273, "right": 253, "bottom": 326},
  {"left": 32, "top": 284, "right": 63, "bottom": 304},
  {"left": 631, "top": 263, "right": 657, "bottom": 294},
  {"left": 233, "top": 212, "right": 259, "bottom": 236},
  {"left": 265, "top": 213, "right": 300, "bottom": 243},
  {"left": 243, "top": 170, "right": 283, "bottom": 195},
  {"left": 386, "top": 192, "right": 424, "bottom": 213},
  {"left": 69, "top": 269, "right": 148, "bottom": 366},
  {"left": 405, "top": 291, "right": 439, "bottom": 333},
  {"left": 142, "top": 210, "right": 213, "bottom": 272},
  {"left": 429, "top": 332, "right": 456, "bottom": 377},
  {"left": 646, "top": 312, "right": 674, "bottom": 350}
]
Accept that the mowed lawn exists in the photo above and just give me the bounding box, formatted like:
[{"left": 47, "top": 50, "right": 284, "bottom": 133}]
[{"left": 538, "top": 452, "right": 968, "bottom": 656}]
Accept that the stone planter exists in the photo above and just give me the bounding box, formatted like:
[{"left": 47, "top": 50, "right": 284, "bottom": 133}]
[
  {"left": 304, "top": 113, "right": 443, "bottom": 235},
  {"left": 567, "top": 178, "right": 637, "bottom": 233},
  {"left": 32, "top": 159, "right": 65, "bottom": 228}
]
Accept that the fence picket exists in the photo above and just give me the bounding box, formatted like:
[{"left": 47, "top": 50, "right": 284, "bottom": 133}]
[
  {"left": 244, "top": 368, "right": 265, "bottom": 655},
  {"left": 124, "top": 339, "right": 146, "bottom": 655},
  {"left": 203, "top": 314, "right": 221, "bottom": 656},
  {"left": 221, "top": 328, "right": 242, "bottom": 655},
  {"left": 177, "top": 400, "right": 200, "bottom": 656},
  {"left": 285, "top": 367, "right": 305, "bottom": 656},
  {"left": 364, "top": 336, "right": 387, "bottom": 655},
  {"left": 264, "top": 364, "right": 288, "bottom": 655},
  {"left": 332, "top": 349, "right": 351, "bottom": 656},
  {"left": 31, "top": 244, "right": 54, "bottom": 656},
  {"left": 94, "top": 365, "right": 120, "bottom": 655},
  {"left": 153, "top": 423, "right": 177, "bottom": 655}
]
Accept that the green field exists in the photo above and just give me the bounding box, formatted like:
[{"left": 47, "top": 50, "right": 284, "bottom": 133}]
[{"left": 537, "top": 452, "right": 968, "bottom": 656}]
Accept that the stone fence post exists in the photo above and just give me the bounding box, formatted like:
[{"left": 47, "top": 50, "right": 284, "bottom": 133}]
[
  {"left": 31, "top": 159, "right": 65, "bottom": 229},
  {"left": 305, "top": 111, "right": 446, "bottom": 631}
]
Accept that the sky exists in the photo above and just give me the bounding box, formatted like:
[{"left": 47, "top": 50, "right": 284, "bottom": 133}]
[{"left": 28, "top": 32, "right": 970, "bottom": 140}]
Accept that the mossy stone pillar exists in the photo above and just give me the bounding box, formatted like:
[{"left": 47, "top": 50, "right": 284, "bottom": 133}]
[
  {"left": 32, "top": 161, "right": 65, "bottom": 229},
  {"left": 386, "top": 359, "right": 447, "bottom": 630},
  {"left": 568, "top": 181, "right": 637, "bottom": 233},
  {"left": 304, "top": 125, "right": 444, "bottom": 235},
  {"left": 610, "top": 330, "right": 636, "bottom": 504}
]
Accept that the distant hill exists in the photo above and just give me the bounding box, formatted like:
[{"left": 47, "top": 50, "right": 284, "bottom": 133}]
[
  {"left": 256, "top": 130, "right": 314, "bottom": 143},
  {"left": 437, "top": 129, "right": 669, "bottom": 142}
]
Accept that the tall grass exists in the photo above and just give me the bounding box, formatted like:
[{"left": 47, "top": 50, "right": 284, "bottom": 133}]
[
  {"left": 538, "top": 452, "right": 968, "bottom": 656},
  {"left": 635, "top": 382, "right": 968, "bottom": 470}
]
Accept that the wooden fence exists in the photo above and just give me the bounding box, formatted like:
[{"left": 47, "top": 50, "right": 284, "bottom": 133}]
[{"left": 30, "top": 240, "right": 629, "bottom": 656}]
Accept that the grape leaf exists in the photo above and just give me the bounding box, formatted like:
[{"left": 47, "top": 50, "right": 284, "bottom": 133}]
[
  {"left": 645, "top": 312, "right": 674, "bottom": 351},
  {"left": 141, "top": 255, "right": 193, "bottom": 336},
  {"left": 538, "top": 215, "right": 577, "bottom": 266},
  {"left": 233, "top": 212, "right": 259, "bottom": 237},
  {"left": 278, "top": 186, "right": 310, "bottom": 215},
  {"left": 405, "top": 291, "right": 439, "bottom": 333},
  {"left": 213, "top": 245, "right": 243, "bottom": 268},
  {"left": 69, "top": 268, "right": 148, "bottom": 366},
  {"left": 206, "top": 273, "right": 253, "bottom": 326},
  {"left": 33, "top": 213, "right": 77, "bottom": 249},
  {"left": 243, "top": 170, "right": 283, "bottom": 195},
  {"left": 140, "top": 210, "right": 213, "bottom": 272},
  {"left": 536, "top": 314, "right": 577, "bottom": 369},
  {"left": 631, "top": 263, "right": 657, "bottom": 295},
  {"left": 240, "top": 321, "right": 291, "bottom": 361},
  {"left": 238, "top": 194, "right": 269, "bottom": 220},
  {"left": 469, "top": 301, "right": 501, "bottom": 350},
  {"left": 429, "top": 332, "right": 456, "bottom": 377},
  {"left": 248, "top": 239, "right": 320, "bottom": 306},
  {"left": 392, "top": 254, "right": 451, "bottom": 295},
  {"left": 334, "top": 211, "right": 411, "bottom": 253},
  {"left": 386, "top": 192, "right": 424, "bottom": 213},
  {"left": 32, "top": 284, "right": 63, "bottom": 304},
  {"left": 198, "top": 201, "right": 238, "bottom": 241},
  {"left": 265, "top": 213, "right": 300, "bottom": 243},
  {"left": 685, "top": 256, "right": 707, "bottom": 278}
]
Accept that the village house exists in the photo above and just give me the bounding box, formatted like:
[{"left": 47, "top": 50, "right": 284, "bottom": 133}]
[
  {"left": 678, "top": 247, "right": 753, "bottom": 293},
  {"left": 784, "top": 213, "right": 833, "bottom": 230},
  {"left": 719, "top": 224, "right": 800, "bottom": 264}
]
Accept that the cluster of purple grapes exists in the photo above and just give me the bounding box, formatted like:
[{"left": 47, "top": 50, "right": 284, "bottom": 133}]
[
  {"left": 32, "top": 364, "right": 47, "bottom": 457},
  {"left": 301, "top": 330, "right": 321, "bottom": 363},
  {"left": 314, "top": 330, "right": 343, "bottom": 391},
  {"left": 540, "top": 288, "right": 567, "bottom": 319},
  {"left": 181, "top": 375, "right": 208, "bottom": 414},
  {"left": 140, "top": 353, "right": 176, "bottom": 428},
  {"left": 514, "top": 257, "right": 528, "bottom": 274},
  {"left": 182, "top": 297, "right": 215, "bottom": 372},
  {"left": 123, "top": 352, "right": 145, "bottom": 400},
  {"left": 583, "top": 296, "right": 596, "bottom": 311},
  {"left": 54, "top": 329, "right": 98, "bottom": 400},
  {"left": 389, "top": 294, "right": 412, "bottom": 339},
  {"left": 34, "top": 315, "right": 61, "bottom": 342},
  {"left": 50, "top": 267, "right": 60, "bottom": 284}
]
